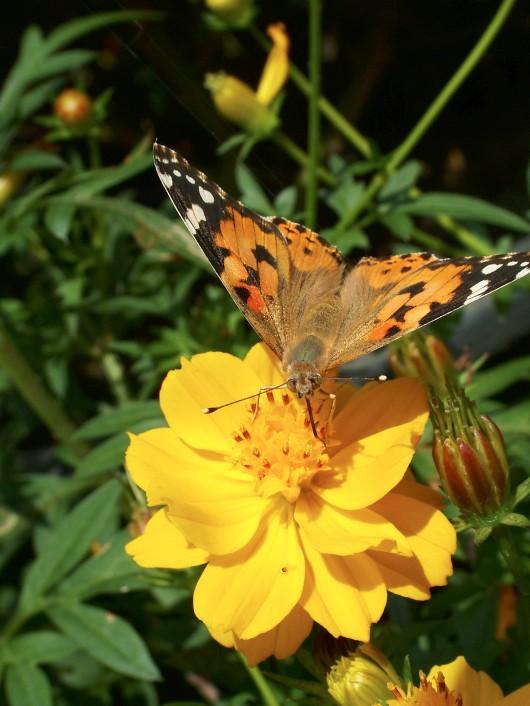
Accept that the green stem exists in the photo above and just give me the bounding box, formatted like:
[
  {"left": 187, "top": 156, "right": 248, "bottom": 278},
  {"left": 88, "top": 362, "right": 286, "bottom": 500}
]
[
  {"left": 249, "top": 24, "right": 373, "bottom": 158},
  {"left": 271, "top": 130, "right": 335, "bottom": 187},
  {"left": 240, "top": 656, "right": 280, "bottom": 706},
  {"left": 0, "top": 321, "right": 89, "bottom": 460},
  {"left": 305, "top": 0, "right": 322, "bottom": 229},
  {"left": 496, "top": 526, "right": 530, "bottom": 644},
  {"left": 337, "top": 0, "right": 517, "bottom": 231}
]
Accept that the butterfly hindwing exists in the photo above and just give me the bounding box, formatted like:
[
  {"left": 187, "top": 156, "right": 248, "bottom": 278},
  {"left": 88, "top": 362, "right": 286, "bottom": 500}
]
[{"left": 329, "top": 252, "right": 530, "bottom": 366}]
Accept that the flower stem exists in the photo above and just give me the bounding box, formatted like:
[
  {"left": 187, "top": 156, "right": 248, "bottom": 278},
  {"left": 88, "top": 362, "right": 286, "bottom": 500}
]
[
  {"left": 0, "top": 321, "right": 89, "bottom": 460},
  {"left": 249, "top": 24, "right": 372, "bottom": 158},
  {"left": 496, "top": 525, "right": 530, "bottom": 645},
  {"left": 305, "top": 0, "right": 322, "bottom": 230},
  {"left": 337, "top": 0, "right": 517, "bottom": 231},
  {"left": 241, "top": 657, "right": 280, "bottom": 706},
  {"left": 271, "top": 130, "right": 335, "bottom": 187}
]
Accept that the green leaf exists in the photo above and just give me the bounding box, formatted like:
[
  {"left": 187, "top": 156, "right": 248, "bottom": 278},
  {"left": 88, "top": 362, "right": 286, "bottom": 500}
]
[
  {"left": 47, "top": 602, "right": 160, "bottom": 681},
  {"left": 44, "top": 202, "right": 76, "bottom": 241},
  {"left": 19, "top": 480, "right": 122, "bottom": 612},
  {"left": 45, "top": 10, "right": 164, "bottom": 54},
  {"left": 9, "top": 151, "right": 65, "bottom": 171},
  {"left": 467, "top": 356, "right": 530, "bottom": 400},
  {"left": 56, "top": 530, "right": 146, "bottom": 600},
  {"left": 378, "top": 160, "right": 423, "bottom": 201},
  {"left": 5, "top": 663, "right": 52, "bottom": 706},
  {"left": 73, "top": 401, "right": 163, "bottom": 440},
  {"left": 378, "top": 211, "right": 414, "bottom": 239},
  {"left": 5, "top": 631, "right": 76, "bottom": 665},
  {"left": 491, "top": 401, "right": 530, "bottom": 435},
  {"left": 395, "top": 192, "right": 530, "bottom": 232},
  {"left": 27, "top": 49, "right": 96, "bottom": 82},
  {"left": 235, "top": 162, "right": 274, "bottom": 214},
  {"left": 325, "top": 175, "right": 365, "bottom": 217}
]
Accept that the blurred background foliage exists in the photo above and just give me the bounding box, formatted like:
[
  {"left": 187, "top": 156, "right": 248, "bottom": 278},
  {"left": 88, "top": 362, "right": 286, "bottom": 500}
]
[{"left": 0, "top": 1, "right": 529, "bottom": 705}]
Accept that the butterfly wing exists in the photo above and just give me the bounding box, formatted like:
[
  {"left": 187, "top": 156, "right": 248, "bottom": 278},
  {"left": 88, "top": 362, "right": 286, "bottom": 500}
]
[
  {"left": 327, "top": 251, "right": 530, "bottom": 366},
  {"left": 153, "top": 143, "right": 344, "bottom": 361}
]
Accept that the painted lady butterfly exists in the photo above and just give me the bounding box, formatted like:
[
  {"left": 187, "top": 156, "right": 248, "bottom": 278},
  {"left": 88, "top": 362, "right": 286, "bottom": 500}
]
[{"left": 154, "top": 142, "right": 530, "bottom": 399}]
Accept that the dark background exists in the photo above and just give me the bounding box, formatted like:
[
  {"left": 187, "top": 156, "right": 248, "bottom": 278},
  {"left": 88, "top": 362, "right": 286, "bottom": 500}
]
[{"left": 3, "top": 0, "right": 530, "bottom": 219}]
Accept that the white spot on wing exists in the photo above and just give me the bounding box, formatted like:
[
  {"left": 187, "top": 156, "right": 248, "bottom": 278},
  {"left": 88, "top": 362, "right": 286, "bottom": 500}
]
[
  {"left": 199, "top": 186, "right": 215, "bottom": 204},
  {"left": 186, "top": 175, "right": 196, "bottom": 184},
  {"left": 185, "top": 203, "right": 206, "bottom": 233},
  {"left": 159, "top": 172, "right": 173, "bottom": 189},
  {"left": 482, "top": 263, "right": 502, "bottom": 275},
  {"left": 516, "top": 267, "right": 530, "bottom": 279},
  {"left": 470, "top": 280, "right": 490, "bottom": 293},
  {"left": 173, "top": 168, "right": 181, "bottom": 178}
]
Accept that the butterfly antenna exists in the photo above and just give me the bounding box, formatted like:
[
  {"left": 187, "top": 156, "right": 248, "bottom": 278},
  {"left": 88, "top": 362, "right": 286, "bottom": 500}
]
[
  {"left": 202, "top": 382, "right": 287, "bottom": 414},
  {"left": 321, "top": 374, "right": 388, "bottom": 384}
]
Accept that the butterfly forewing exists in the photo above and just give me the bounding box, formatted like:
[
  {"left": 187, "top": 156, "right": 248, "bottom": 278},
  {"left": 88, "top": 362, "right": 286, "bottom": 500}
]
[{"left": 153, "top": 143, "right": 293, "bottom": 359}]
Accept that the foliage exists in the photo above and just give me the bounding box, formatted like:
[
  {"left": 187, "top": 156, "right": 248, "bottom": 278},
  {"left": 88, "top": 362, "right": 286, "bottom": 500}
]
[{"left": 0, "top": 3, "right": 529, "bottom": 705}]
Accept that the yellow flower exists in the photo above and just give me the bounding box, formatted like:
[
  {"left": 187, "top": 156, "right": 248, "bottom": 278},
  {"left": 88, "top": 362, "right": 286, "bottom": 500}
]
[
  {"left": 385, "top": 656, "right": 530, "bottom": 706},
  {"left": 204, "top": 23, "right": 289, "bottom": 135},
  {"left": 125, "top": 343, "right": 456, "bottom": 665}
]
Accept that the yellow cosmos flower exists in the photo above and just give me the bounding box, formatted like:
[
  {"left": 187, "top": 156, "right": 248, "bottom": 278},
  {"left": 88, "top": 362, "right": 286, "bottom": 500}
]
[
  {"left": 204, "top": 23, "right": 289, "bottom": 135},
  {"left": 125, "top": 343, "right": 456, "bottom": 665},
  {"left": 386, "top": 656, "right": 530, "bottom": 706}
]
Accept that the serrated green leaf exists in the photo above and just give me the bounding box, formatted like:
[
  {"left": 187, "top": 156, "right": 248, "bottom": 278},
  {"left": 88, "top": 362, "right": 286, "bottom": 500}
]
[
  {"left": 19, "top": 480, "right": 122, "bottom": 612},
  {"left": 47, "top": 602, "right": 160, "bottom": 680},
  {"left": 5, "top": 631, "right": 76, "bottom": 665},
  {"left": 5, "top": 663, "right": 52, "bottom": 706},
  {"left": 396, "top": 192, "right": 530, "bottom": 232},
  {"left": 56, "top": 529, "right": 145, "bottom": 600},
  {"left": 325, "top": 175, "right": 365, "bottom": 217},
  {"left": 73, "top": 401, "right": 162, "bottom": 440}
]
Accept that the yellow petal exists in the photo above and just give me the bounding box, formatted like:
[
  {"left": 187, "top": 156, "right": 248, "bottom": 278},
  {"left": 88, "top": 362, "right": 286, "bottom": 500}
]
[
  {"left": 194, "top": 503, "right": 304, "bottom": 639},
  {"left": 300, "top": 538, "right": 386, "bottom": 640},
  {"left": 244, "top": 342, "right": 285, "bottom": 387},
  {"left": 160, "top": 352, "right": 264, "bottom": 453},
  {"left": 127, "top": 429, "right": 269, "bottom": 555},
  {"left": 234, "top": 604, "right": 313, "bottom": 666},
  {"left": 256, "top": 23, "right": 290, "bottom": 105},
  {"left": 502, "top": 685, "right": 530, "bottom": 706},
  {"left": 427, "top": 657, "right": 503, "bottom": 706},
  {"left": 125, "top": 508, "right": 208, "bottom": 568},
  {"left": 319, "top": 379, "right": 428, "bottom": 509},
  {"left": 372, "top": 490, "right": 456, "bottom": 592},
  {"left": 295, "top": 491, "right": 412, "bottom": 556}
]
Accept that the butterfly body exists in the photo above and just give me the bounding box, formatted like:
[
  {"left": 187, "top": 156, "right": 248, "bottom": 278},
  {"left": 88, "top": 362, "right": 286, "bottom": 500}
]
[{"left": 153, "top": 142, "right": 530, "bottom": 396}]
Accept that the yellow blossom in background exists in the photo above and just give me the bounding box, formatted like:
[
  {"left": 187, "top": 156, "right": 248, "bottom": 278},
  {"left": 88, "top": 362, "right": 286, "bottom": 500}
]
[
  {"left": 126, "top": 343, "right": 456, "bottom": 665},
  {"left": 385, "top": 656, "right": 530, "bottom": 706},
  {"left": 204, "top": 23, "right": 289, "bottom": 135}
]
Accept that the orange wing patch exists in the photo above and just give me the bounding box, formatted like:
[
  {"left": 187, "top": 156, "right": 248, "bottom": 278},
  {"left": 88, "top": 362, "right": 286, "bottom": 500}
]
[{"left": 273, "top": 217, "right": 343, "bottom": 274}]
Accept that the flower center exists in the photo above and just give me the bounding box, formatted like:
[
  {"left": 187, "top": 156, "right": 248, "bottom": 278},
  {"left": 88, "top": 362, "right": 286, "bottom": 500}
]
[{"left": 230, "top": 391, "right": 332, "bottom": 503}]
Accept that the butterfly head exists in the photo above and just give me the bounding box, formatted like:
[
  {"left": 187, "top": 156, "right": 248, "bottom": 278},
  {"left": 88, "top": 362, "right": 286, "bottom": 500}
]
[{"left": 285, "top": 362, "right": 322, "bottom": 399}]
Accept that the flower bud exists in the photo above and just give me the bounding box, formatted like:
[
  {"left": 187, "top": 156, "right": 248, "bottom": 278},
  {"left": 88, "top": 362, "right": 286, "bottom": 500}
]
[
  {"left": 204, "top": 0, "right": 255, "bottom": 27},
  {"left": 389, "top": 332, "right": 455, "bottom": 397},
  {"left": 0, "top": 171, "right": 24, "bottom": 207},
  {"left": 53, "top": 88, "right": 92, "bottom": 124},
  {"left": 430, "top": 388, "right": 509, "bottom": 522},
  {"left": 205, "top": 72, "right": 279, "bottom": 135},
  {"left": 326, "top": 644, "right": 401, "bottom": 706}
]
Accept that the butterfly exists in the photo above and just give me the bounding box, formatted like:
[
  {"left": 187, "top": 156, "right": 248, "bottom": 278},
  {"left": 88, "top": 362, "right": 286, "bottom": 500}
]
[{"left": 153, "top": 142, "right": 530, "bottom": 401}]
